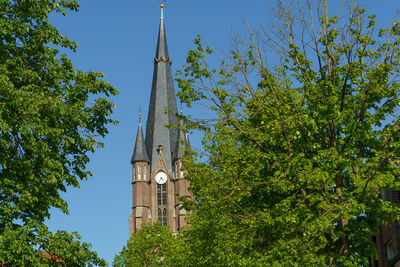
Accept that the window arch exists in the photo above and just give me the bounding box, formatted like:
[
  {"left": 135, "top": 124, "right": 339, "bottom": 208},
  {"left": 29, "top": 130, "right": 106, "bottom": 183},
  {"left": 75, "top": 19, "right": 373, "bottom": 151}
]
[
  {"left": 138, "top": 165, "right": 142, "bottom": 180},
  {"left": 158, "top": 207, "right": 167, "bottom": 226},
  {"left": 157, "top": 183, "right": 167, "bottom": 226}
]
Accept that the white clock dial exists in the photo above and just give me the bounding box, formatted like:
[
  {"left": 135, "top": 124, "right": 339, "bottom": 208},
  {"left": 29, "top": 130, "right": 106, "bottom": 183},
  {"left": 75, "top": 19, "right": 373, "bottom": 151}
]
[{"left": 155, "top": 171, "right": 167, "bottom": 184}]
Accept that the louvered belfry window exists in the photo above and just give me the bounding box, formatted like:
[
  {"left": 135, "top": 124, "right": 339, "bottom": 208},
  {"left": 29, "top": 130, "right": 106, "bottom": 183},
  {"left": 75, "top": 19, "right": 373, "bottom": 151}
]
[{"left": 157, "top": 183, "right": 167, "bottom": 226}]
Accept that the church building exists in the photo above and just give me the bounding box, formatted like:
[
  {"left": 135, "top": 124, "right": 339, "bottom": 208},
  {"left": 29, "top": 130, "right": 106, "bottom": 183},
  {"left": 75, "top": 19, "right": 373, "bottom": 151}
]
[
  {"left": 127, "top": 3, "right": 400, "bottom": 266},
  {"left": 129, "top": 4, "right": 191, "bottom": 236}
]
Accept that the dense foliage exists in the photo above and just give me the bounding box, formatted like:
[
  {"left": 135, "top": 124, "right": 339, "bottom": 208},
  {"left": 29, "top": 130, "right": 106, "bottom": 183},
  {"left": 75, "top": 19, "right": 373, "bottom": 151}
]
[
  {"left": 175, "top": 0, "right": 400, "bottom": 265},
  {"left": 0, "top": 0, "right": 117, "bottom": 265},
  {"left": 113, "top": 222, "right": 187, "bottom": 267}
]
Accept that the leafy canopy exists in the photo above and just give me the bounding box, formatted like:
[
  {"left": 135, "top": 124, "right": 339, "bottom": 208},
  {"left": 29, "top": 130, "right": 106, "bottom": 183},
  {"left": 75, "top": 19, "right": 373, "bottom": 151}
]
[
  {"left": 176, "top": 0, "right": 400, "bottom": 265},
  {"left": 0, "top": 0, "right": 117, "bottom": 265},
  {"left": 113, "top": 222, "right": 187, "bottom": 267}
]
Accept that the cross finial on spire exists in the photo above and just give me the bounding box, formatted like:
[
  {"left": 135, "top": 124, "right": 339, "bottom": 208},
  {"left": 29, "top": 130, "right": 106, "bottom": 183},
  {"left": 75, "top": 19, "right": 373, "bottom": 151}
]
[{"left": 138, "top": 106, "right": 142, "bottom": 123}]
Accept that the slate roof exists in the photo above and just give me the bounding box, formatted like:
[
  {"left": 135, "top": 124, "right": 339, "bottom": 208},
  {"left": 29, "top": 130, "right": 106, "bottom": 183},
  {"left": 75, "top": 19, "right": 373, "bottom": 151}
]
[
  {"left": 131, "top": 116, "right": 150, "bottom": 164},
  {"left": 144, "top": 11, "right": 178, "bottom": 173},
  {"left": 174, "top": 121, "right": 186, "bottom": 160}
]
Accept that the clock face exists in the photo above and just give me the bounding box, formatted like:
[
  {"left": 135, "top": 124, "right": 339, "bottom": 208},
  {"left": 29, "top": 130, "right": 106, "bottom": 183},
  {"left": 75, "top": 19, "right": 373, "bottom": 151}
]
[{"left": 155, "top": 171, "right": 167, "bottom": 184}]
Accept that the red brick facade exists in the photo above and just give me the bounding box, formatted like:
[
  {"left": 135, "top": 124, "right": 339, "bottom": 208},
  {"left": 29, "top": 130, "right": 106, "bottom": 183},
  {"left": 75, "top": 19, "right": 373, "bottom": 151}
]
[
  {"left": 374, "top": 190, "right": 400, "bottom": 266},
  {"left": 129, "top": 155, "right": 191, "bottom": 235}
]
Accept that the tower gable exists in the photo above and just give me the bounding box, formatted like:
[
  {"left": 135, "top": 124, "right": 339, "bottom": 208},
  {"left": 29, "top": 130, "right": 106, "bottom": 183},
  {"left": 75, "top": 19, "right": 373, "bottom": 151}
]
[{"left": 152, "top": 146, "right": 171, "bottom": 180}]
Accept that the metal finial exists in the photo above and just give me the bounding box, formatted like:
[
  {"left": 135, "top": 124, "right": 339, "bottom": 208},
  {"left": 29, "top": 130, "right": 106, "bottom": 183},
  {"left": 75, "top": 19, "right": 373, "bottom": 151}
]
[
  {"left": 160, "top": 0, "right": 164, "bottom": 19},
  {"left": 138, "top": 106, "right": 142, "bottom": 123}
]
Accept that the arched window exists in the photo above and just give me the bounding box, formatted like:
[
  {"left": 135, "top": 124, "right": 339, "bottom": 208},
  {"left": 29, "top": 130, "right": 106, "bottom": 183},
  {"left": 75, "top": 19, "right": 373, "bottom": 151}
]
[
  {"left": 158, "top": 207, "right": 167, "bottom": 226},
  {"left": 143, "top": 165, "right": 147, "bottom": 180},
  {"left": 180, "top": 166, "right": 184, "bottom": 178},
  {"left": 157, "top": 183, "right": 167, "bottom": 226},
  {"left": 178, "top": 161, "right": 183, "bottom": 178},
  {"left": 162, "top": 208, "right": 167, "bottom": 225},
  {"left": 138, "top": 165, "right": 142, "bottom": 180}
]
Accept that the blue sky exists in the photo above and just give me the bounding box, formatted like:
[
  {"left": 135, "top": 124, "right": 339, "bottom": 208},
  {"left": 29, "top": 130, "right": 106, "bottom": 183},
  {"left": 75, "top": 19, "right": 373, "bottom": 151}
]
[{"left": 45, "top": 0, "right": 400, "bottom": 264}]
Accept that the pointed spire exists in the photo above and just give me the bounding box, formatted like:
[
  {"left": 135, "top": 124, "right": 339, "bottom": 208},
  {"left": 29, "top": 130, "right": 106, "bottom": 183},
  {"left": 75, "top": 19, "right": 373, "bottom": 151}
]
[
  {"left": 185, "top": 133, "right": 191, "bottom": 149},
  {"left": 131, "top": 113, "right": 150, "bottom": 164},
  {"left": 145, "top": 5, "right": 178, "bottom": 173},
  {"left": 181, "top": 110, "right": 191, "bottom": 150},
  {"left": 154, "top": 3, "right": 170, "bottom": 62},
  {"left": 175, "top": 118, "right": 186, "bottom": 160}
]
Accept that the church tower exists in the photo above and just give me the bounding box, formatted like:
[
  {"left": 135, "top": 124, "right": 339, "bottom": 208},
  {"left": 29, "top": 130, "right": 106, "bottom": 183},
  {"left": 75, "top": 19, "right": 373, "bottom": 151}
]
[{"left": 129, "top": 3, "right": 191, "bottom": 235}]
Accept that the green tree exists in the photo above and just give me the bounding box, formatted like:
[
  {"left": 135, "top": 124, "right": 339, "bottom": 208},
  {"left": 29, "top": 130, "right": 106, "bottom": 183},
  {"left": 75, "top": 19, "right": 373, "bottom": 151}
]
[
  {"left": 113, "top": 222, "right": 187, "bottom": 267},
  {"left": 0, "top": 0, "right": 116, "bottom": 265},
  {"left": 0, "top": 221, "right": 106, "bottom": 266},
  {"left": 177, "top": 0, "right": 400, "bottom": 265}
]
